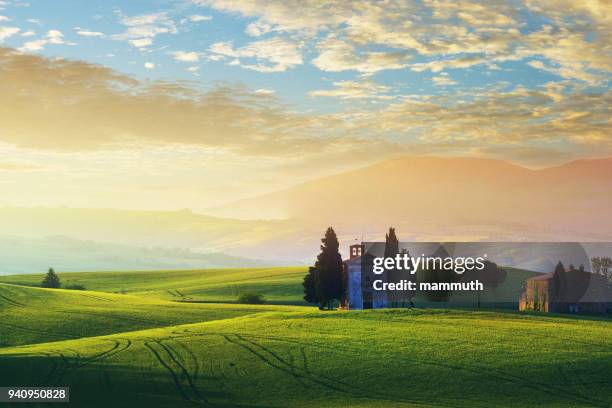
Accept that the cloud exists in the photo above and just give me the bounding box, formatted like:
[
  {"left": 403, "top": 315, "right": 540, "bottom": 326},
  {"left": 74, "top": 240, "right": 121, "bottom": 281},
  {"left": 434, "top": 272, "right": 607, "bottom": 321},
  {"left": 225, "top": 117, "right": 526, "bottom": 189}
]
[
  {"left": 144, "top": 62, "right": 155, "bottom": 69},
  {"left": 0, "top": 26, "right": 19, "bottom": 41},
  {"left": 129, "top": 38, "right": 152, "bottom": 48},
  {"left": 115, "top": 11, "right": 177, "bottom": 48},
  {"left": 0, "top": 15, "right": 9, "bottom": 22},
  {"left": 309, "top": 80, "right": 392, "bottom": 99},
  {"left": 172, "top": 50, "right": 199, "bottom": 62},
  {"left": 431, "top": 73, "right": 457, "bottom": 86},
  {"left": 209, "top": 37, "right": 303, "bottom": 72},
  {"left": 0, "top": 47, "right": 609, "bottom": 167},
  {"left": 19, "top": 29, "right": 67, "bottom": 52},
  {"left": 76, "top": 29, "right": 104, "bottom": 37},
  {"left": 0, "top": 47, "right": 321, "bottom": 156},
  {"left": 199, "top": 0, "right": 612, "bottom": 82},
  {"left": 312, "top": 38, "right": 409, "bottom": 74},
  {"left": 188, "top": 14, "right": 212, "bottom": 22}
]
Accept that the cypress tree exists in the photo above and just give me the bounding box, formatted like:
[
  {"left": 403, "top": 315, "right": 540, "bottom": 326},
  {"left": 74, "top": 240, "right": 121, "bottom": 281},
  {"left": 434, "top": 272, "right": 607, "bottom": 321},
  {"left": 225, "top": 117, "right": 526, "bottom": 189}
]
[
  {"left": 384, "top": 227, "right": 399, "bottom": 258},
  {"left": 315, "top": 227, "right": 344, "bottom": 310},
  {"left": 41, "top": 268, "right": 61, "bottom": 289}
]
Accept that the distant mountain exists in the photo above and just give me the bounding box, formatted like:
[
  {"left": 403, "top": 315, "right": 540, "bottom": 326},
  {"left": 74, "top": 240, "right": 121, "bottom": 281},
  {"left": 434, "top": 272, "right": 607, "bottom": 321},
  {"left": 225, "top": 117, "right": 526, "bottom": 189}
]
[
  {"left": 0, "top": 235, "right": 288, "bottom": 275},
  {"left": 208, "top": 156, "right": 612, "bottom": 240}
]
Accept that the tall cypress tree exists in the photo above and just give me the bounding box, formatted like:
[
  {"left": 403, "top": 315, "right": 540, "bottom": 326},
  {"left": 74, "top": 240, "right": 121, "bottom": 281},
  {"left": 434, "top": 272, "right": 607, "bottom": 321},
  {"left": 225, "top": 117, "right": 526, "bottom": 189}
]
[
  {"left": 384, "top": 227, "right": 399, "bottom": 258},
  {"left": 384, "top": 227, "right": 401, "bottom": 306},
  {"left": 315, "top": 227, "right": 344, "bottom": 310},
  {"left": 41, "top": 268, "right": 61, "bottom": 289}
]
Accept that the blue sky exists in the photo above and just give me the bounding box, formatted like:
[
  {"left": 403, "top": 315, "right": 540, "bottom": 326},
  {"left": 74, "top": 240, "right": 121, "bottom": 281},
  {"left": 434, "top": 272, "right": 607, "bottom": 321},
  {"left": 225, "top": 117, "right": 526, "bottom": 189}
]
[
  {"left": 2, "top": 0, "right": 607, "bottom": 113},
  {"left": 0, "top": 0, "right": 610, "bottom": 210}
]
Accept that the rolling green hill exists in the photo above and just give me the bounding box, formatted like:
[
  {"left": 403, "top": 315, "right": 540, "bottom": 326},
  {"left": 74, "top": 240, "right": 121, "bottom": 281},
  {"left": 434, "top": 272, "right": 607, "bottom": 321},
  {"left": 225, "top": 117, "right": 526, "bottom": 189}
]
[
  {"left": 1, "top": 308, "right": 610, "bottom": 407},
  {"left": 0, "top": 267, "right": 308, "bottom": 304},
  {"left": 0, "top": 265, "right": 537, "bottom": 307},
  {"left": 0, "top": 284, "right": 304, "bottom": 347}
]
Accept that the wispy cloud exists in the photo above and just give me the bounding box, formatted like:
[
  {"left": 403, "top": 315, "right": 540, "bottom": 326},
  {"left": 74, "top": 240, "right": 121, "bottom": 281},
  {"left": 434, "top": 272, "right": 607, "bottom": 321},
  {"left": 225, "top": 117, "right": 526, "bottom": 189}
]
[
  {"left": 115, "top": 11, "right": 177, "bottom": 49},
  {"left": 75, "top": 28, "right": 104, "bottom": 37},
  {"left": 0, "top": 26, "right": 19, "bottom": 41},
  {"left": 19, "top": 29, "right": 67, "bottom": 52},
  {"left": 198, "top": 0, "right": 611, "bottom": 83},
  {"left": 172, "top": 50, "right": 199, "bottom": 62},
  {"left": 431, "top": 73, "right": 457, "bottom": 87},
  {"left": 188, "top": 14, "right": 211, "bottom": 22},
  {"left": 309, "top": 80, "right": 392, "bottom": 99},
  {"left": 209, "top": 37, "right": 303, "bottom": 72}
]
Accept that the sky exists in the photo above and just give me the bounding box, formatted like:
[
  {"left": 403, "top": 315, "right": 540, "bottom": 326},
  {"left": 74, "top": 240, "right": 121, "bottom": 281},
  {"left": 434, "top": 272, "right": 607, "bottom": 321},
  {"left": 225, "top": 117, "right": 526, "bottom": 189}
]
[{"left": 0, "top": 0, "right": 610, "bottom": 211}]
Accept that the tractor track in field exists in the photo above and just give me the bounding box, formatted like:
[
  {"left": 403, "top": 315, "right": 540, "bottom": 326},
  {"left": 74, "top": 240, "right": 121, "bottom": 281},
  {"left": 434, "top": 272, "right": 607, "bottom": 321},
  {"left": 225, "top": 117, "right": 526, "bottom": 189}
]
[
  {"left": 409, "top": 356, "right": 610, "bottom": 408},
  {"left": 171, "top": 340, "right": 201, "bottom": 382},
  {"left": 144, "top": 340, "right": 190, "bottom": 404},
  {"left": 557, "top": 362, "right": 611, "bottom": 407},
  {"left": 51, "top": 348, "right": 81, "bottom": 386},
  {"left": 223, "top": 334, "right": 457, "bottom": 408},
  {"left": 77, "top": 293, "right": 115, "bottom": 303},
  {"left": 41, "top": 352, "right": 59, "bottom": 386},
  {"left": 144, "top": 339, "right": 212, "bottom": 407},
  {"left": 228, "top": 331, "right": 610, "bottom": 408},
  {"left": 157, "top": 339, "right": 210, "bottom": 407},
  {"left": 224, "top": 333, "right": 357, "bottom": 393},
  {"left": 0, "top": 292, "right": 27, "bottom": 307},
  {"left": 0, "top": 321, "right": 78, "bottom": 340},
  {"left": 39, "top": 339, "right": 132, "bottom": 388},
  {"left": 239, "top": 331, "right": 610, "bottom": 407}
]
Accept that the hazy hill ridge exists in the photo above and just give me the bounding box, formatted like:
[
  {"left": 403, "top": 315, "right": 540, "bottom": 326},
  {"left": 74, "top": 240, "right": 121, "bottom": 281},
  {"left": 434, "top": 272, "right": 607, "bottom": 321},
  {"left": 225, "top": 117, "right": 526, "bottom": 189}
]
[{"left": 0, "top": 157, "right": 610, "bottom": 268}]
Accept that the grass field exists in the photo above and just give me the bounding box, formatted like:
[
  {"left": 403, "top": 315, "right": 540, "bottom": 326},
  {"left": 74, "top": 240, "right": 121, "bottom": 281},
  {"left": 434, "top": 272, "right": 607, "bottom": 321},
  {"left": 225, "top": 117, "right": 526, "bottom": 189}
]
[
  {"left": 0, "top": 267, "right": 307, "bottom": 304},
  {"left": 0, "top": 265, "right": 537, "bottom": 306},
  {"left": 0, "top": 268, "right": 611, "bottom": 407},
  {"left": 0, "top": 284, "right": 303, "bottom": 347}
]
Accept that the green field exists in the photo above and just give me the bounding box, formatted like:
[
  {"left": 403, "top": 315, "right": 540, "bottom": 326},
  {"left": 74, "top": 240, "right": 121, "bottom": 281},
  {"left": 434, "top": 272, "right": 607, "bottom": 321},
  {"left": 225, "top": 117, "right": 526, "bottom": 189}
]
[
  {"left": 0, "top": 269, "right": 611, "bottom": 407},
  {"left": 0, "top": 284, "right": 302, "bottom": 347},
  {"left": 0, "top": 267, "right": 307, "bottom": 304}
]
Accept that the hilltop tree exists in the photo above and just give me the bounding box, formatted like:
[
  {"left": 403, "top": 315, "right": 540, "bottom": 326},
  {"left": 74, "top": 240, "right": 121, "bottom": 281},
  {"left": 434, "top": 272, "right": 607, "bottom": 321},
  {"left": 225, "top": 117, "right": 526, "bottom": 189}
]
[
  {"left": 41, "top": 268, "right": 61, "bottom": 289},
  {"left": 303, "top": 227, "right": 344, "bottom": 310}
]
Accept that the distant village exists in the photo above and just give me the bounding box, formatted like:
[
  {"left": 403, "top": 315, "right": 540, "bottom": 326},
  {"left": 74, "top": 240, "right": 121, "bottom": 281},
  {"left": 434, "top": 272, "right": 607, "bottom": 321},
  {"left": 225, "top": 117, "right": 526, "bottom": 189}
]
[{"left": 303, "top": 227, "right": 612, "bottom": 314}]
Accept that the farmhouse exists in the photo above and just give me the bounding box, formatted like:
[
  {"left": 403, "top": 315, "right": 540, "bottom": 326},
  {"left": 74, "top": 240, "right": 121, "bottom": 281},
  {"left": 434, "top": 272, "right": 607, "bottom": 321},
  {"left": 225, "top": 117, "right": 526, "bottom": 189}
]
[
  {"left": 519, "top": 267, "right": 612, "bottom": 314},
  {"left": 342, "top": 244, "right": 416, "bottom": 309}
]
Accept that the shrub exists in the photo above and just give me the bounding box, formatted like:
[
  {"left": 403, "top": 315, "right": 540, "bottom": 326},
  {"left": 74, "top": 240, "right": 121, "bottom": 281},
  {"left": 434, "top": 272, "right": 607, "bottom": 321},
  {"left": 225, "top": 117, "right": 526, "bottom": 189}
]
[
  {"left": 65, "top": 284, "right": 87, "bottom": 290},
  {"left": 237, "top": 292, "right": 266, "bottom": 304}
]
